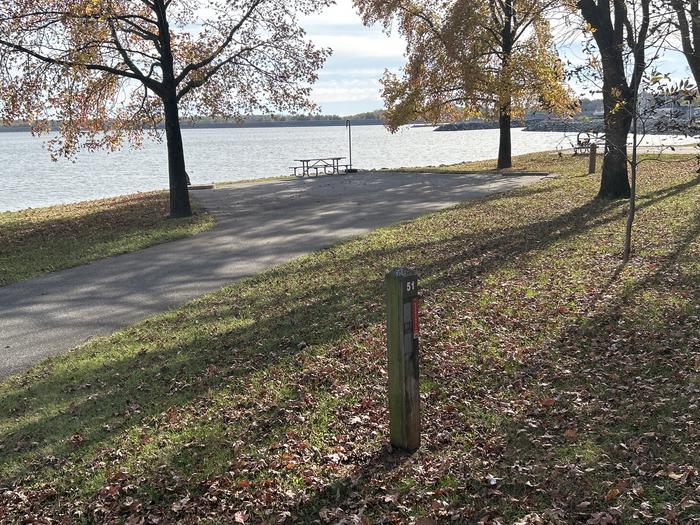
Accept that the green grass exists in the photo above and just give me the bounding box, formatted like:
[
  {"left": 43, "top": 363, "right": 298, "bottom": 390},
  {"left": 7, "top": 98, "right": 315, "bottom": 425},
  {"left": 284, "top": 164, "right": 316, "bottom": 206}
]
[
  {"left": 213, "top": 175, "right": 296, "bottom": 187},
  {"left": 0, "top": 152, "right": 698, "bottom": 524},
  {"left": 0, "top": 191, "right": 215, "bottom": 286}
]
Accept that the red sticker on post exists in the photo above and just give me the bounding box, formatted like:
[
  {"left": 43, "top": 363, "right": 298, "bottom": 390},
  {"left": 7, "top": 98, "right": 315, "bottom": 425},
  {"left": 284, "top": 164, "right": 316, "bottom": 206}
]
[{"left": 411, "top": 297, "right": 420, "bottom": 336}]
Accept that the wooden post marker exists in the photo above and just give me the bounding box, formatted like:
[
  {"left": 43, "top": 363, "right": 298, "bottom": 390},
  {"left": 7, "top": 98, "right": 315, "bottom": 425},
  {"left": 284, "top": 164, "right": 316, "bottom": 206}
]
[
  {"left": 385, "top": 268, "right": 421, "bottom": 452},
  {"left": 588, "top": 142, "right": 598, "bottom": 175}
]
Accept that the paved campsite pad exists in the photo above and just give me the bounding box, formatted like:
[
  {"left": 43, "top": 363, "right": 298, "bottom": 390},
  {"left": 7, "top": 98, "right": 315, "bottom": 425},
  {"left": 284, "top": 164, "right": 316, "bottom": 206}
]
[{"left": 0, "top": 170, "right": 548, "bottom": 377}]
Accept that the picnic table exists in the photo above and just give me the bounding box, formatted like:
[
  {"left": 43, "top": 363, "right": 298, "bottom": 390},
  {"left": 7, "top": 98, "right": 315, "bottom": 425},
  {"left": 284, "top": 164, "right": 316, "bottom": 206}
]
[
  {"left": 290, "top": 157, "right": 348, "bottom": 178},
  {"left": 574, "top": 131, "right": 606, "bottom": 155}
]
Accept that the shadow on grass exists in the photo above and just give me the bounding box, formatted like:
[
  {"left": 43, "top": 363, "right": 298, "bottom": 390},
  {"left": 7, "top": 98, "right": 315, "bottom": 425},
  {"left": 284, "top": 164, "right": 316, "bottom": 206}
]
[
  {"left": 3, "top": 174, "right": 695, "bottom": 461},
  {"left": 1, "top": 183, "right": 618, "bottom": 467},
  {"left": 0, "top": 166, "right": 698, "bottom": 522},
  {"left": 0, "top": 193, "right": 210, "bottom": 287},
  {"left": 0, "top": 193, "right": 174, "bottom": 241},
  {"left": 483, "top": 207, "right": 700, "bottom": 520},
  {"left": 289, "top": 199, "right": 700, "bottom": 522}
]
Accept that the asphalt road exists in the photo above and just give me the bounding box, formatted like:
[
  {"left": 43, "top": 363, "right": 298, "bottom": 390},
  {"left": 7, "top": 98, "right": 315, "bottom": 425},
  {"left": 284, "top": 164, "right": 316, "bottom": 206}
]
[{"left": 0, "top": 170, "right": 548, "bottom": 378}]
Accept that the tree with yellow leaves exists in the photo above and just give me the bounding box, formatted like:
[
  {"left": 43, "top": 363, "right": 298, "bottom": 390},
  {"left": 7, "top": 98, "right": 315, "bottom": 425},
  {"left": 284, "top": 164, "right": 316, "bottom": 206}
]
[
  {"left": 355, "top": 0, "right": 575, "bottom": 169},
  {"left": 0, "top": 0, "right": 331, "bottom": 217}
]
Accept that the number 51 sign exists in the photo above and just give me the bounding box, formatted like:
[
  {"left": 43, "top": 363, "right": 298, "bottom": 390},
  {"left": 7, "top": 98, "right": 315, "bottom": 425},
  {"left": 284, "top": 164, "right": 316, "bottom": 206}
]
[{"left": 385, "top": 268, "right": 421, "bottom": 452}]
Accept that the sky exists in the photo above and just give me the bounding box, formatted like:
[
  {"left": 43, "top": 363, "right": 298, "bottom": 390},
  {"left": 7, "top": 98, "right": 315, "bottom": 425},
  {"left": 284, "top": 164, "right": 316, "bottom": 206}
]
[
  {"left": 302, "top": 0, "right": 696, "bottom": 116},
  {"left": 301, "top": 0, "right": 405, "bottom": 115}
]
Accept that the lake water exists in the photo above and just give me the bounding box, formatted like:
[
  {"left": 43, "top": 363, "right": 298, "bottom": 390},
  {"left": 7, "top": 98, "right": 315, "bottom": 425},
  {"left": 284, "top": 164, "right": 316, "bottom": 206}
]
[{"left": 0, "top": 125, "right": 693, "bottom": 211}]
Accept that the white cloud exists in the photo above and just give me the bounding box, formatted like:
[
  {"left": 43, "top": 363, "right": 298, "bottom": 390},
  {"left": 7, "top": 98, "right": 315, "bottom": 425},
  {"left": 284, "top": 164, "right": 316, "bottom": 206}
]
[
  {"left": 311, "top": 78, "right": 383, "bottom": 102},
  {"left": 302, "top": 0, "right": 371, "bottom": 27},
  {"left": 300, "top": 0, "right": 406, "bottom": 112},
  {"left": 313, "top": 33, "right": 406, "bottom": 58},
  {"left": 318, "top": 68, "right": 388, "bottom": 77}
]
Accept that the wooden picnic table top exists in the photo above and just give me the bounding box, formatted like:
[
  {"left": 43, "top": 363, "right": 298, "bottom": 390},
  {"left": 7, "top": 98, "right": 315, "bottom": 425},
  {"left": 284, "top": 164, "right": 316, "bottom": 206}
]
[{"left": 294, "top": 157, "right": 346, "bottom": 162}]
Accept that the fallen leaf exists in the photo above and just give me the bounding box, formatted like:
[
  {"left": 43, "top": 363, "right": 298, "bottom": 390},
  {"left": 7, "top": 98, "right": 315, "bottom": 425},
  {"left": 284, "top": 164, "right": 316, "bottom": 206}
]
[{"left": 605, "top": 487, "right": 621, "bottom": 501}]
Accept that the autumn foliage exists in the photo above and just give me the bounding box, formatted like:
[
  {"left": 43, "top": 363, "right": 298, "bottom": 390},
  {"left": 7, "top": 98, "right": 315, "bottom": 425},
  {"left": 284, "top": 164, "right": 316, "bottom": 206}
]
[
  {"left": 0, "top": 0, "right": 331, "bottom": 217},
  {"left": 355, "top": 0, "right": 576, "bottom": 169}
]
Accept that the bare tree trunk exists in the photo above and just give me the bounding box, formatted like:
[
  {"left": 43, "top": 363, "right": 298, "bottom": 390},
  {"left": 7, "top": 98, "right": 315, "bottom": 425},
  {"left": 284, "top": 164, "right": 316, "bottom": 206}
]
[
  {"left": 670, "top": 0, "right": 700, "bottom": 88},
  {"left": 163, "top": 95, "right": 192, "bottom": 218},
  {"left": 497, "top": 0, "right": 514, "bottom": 171},
  {"left": 497, "top": 102, "right": 513, "bottom": 170},
  {"left": 623, "top": 91, "right": 640, "bottom": 263},
  {"left": 600, "top": 111, "right": 632, "bottom": 199},
  {"left": 687, "top": 54, "right": 700, "bottom": 89},
  {"left": 155, "top": 0, "right": 192, "bottom": 218},
  {"left": 577, "top": 0, "right": 644, "bottom": 199},
  {"left": 598, "top": 52, "right": 633, "bottom": 199}
]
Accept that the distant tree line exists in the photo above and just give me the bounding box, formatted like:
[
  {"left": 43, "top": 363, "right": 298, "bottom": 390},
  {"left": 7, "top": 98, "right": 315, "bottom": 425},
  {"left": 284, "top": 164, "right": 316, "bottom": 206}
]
[{"left": 265, "top": 109, "right": 386, "bottom": 122}]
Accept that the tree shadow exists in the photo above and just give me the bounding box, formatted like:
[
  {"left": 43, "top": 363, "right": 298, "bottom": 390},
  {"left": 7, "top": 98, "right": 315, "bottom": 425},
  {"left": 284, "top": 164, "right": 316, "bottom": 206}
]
[
  {"left": 2, "top": 175, "right": 620, "bottom": 495},
  {"left": 484, "top": 208, "right": 700, "bottom": 520},
  {"left": 4, "top": 172, "right": 693, "bottom": 469},
  {"left": 0, "top": 165, "right": 697, "bottom": 522},
  {"left": 285, "top": 446, "right": 415, "bottom": 522},
  {"left": 0, "top": 193, "right": 175, "bottom": 242}
]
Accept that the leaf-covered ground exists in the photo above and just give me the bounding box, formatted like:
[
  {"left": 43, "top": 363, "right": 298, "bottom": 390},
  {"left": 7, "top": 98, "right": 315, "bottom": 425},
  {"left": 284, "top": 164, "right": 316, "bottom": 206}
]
[
  {"left": 0, "top": 153, "right": 698, "bottom": 524},
  {"left": 0, "top": 192, "right": 214, "bottom": 286}
]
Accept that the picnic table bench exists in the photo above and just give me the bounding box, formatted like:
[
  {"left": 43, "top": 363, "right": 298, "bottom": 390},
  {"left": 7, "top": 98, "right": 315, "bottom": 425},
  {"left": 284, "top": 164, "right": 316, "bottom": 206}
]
[
  {"left": 290, "top": 157, "right": 349, "bottom": 178},
  {"left": 574, "top": 131, "right": 606, "bottom": 155}
]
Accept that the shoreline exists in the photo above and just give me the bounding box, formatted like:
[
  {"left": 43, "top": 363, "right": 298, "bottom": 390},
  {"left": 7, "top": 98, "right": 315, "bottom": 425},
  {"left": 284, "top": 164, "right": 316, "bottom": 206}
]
[
  {"left": 5, "top": 117, "right": 693, "bottom": 134},
  {"left": 4, "top": 144, "right": 697, "bottom": 215}
]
